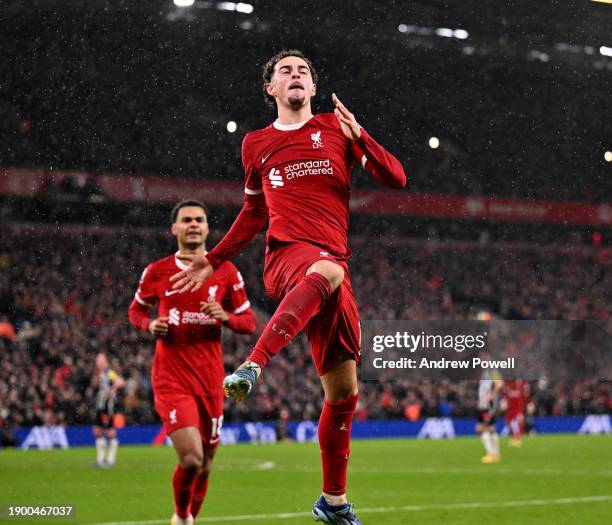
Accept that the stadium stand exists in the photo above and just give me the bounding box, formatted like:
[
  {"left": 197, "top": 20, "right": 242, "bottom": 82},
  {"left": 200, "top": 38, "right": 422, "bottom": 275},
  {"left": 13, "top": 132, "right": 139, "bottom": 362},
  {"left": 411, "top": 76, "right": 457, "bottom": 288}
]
[{"left": 1, "top": 224, "right": 610, "bottom": 436}]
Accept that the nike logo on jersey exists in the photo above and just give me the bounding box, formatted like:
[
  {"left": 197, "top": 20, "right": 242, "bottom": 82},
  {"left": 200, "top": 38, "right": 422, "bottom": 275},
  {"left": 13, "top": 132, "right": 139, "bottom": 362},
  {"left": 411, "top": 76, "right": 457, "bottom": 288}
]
[
  {"left": 262, "top": 153, "right": 271, "bottom": 164},
  {"left": 165, "top": 290, "right": 180, "bottom": 296}
]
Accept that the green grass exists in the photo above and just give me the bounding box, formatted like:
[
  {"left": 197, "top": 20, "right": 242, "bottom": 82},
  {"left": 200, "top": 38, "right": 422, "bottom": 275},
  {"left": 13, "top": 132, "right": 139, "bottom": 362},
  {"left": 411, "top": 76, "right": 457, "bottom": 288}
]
[{"left": 1, "top": 435, "right": 612, "bottom": 525}]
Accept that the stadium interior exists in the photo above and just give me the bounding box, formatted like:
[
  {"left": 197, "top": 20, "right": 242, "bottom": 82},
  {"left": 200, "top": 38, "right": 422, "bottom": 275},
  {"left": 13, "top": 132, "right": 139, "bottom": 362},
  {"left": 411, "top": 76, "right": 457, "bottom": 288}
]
[{"left": 0, "top": 1, "right": 611, "bottom": 524}]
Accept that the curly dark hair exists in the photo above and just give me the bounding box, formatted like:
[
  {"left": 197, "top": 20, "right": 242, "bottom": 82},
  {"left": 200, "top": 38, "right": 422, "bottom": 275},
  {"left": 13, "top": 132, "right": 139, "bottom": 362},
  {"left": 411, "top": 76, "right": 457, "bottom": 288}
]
[{"left": 262, "top": 49, "right": 319, "bottom": 110}]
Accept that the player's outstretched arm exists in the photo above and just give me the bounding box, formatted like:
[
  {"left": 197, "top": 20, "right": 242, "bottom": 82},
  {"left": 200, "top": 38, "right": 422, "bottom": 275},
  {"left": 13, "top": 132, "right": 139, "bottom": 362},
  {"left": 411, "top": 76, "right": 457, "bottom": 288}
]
[
  {"left": 332, "top": 93, "right": 407, "bottom": 190},
  {"left": 206, "top": 193, "right": 268, "bottom": 267},
  {"left": 170, "top": 194, "right": 267, "bottom": 293}
]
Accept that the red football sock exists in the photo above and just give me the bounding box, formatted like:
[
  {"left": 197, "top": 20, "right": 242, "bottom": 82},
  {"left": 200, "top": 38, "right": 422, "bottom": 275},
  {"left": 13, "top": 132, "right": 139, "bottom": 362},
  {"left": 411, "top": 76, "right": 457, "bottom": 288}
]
[
  {"left": 189, "top": 472, "right": 209, "bottom": 518},
  {"left": 248, "top": 272, "right": 332, "bottom": 368},
  {"left": 172, "top": 465, "right": 198, "bottom": 519},
  {"left": 318, "top": 393, "right": 359, "bottom": 496}
]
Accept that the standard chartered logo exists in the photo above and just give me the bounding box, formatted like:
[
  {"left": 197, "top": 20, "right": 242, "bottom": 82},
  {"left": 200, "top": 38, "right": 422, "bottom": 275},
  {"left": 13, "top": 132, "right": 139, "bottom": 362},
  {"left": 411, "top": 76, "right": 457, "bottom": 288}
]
[
  {"left": 285, "top": 159, "right": 333, "bottom": 180},
  {"left": 168, "top": 307, "right": 217, "bottom": 326},
  {"left": 268, "top": 160, "right": 334, "bottom": 189},
  {"left": 269, "top": 167, "right": 284, "bottom": 188},
  {"left": 169, "top": 308, "right": 181, "bottom": 326}
]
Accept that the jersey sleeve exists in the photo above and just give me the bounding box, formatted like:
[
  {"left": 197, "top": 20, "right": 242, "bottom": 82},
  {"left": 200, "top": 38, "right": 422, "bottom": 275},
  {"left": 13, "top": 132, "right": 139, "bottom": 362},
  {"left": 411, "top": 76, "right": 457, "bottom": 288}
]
[
  {"left": 221, "top": 264, "right": 257, "bottom": 334},
  {"left": 242, "top": 134, "right": 263, "bottom": 196},
  {"left": 222, "top": 264, "right": 251, "bottom": 315},
  {"left": 349, "top": 128, "right": 407, "bottom": 190},
  {"left": 134, "top": 264, "right": 158, "bottom": 307},
  {"left": 128, "top": 264, "right": 158, "bottom": 332}
]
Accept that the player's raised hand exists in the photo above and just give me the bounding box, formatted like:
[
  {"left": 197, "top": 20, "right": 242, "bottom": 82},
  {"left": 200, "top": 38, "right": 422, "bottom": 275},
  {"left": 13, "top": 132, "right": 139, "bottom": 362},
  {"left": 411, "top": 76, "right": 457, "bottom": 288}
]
[
  {"left": 200, "top": 302, "right": 229, "bottom": 323},
  {"left": 170, "top": 253, "right": 213, "bottom": 293},
  {"left": 332, "top": 93, "right": 361, "bottom": 141},
  {"left": 148, "top": 316, "right": 169, "bottom": 337}
]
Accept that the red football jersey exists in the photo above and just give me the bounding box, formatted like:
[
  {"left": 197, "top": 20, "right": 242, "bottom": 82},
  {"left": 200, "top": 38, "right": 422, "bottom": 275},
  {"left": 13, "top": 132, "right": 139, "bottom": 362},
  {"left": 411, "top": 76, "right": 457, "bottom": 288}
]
[
  {"left": 242, "top": 113, "right": 366, "bottom": 259},
  {"left": 132, "top": 253, "right": 251, "bottom": 398}
]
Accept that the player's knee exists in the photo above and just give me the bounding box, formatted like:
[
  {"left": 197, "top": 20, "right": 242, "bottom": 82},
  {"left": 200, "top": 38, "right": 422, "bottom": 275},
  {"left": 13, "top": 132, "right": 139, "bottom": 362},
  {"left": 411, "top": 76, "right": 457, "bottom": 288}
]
[
  {"left": 179, "top": 451, "right": 204, "bottom": 470},
  {"left": 308, "top": 261, "right": 344, "bottom": 291},
  {"left": 200, "top": 456, "right": 213, "bottom": 478}
]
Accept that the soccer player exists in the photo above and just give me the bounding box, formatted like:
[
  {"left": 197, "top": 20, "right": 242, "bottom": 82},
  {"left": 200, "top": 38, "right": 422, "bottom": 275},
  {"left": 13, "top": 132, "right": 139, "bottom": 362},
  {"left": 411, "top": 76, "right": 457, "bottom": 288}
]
[
  {"left": 170, "top": 50, "right": 406, "bottom": 524},
  {"left": 503, "top": 379, "right": 530, "bottom": 447},
  {"left": 128, "top": 200, "right": 256, "bottom": 525},
  {"left": 92, "top": 352, "right": 125, "bottom": 468},
  {"left": 476, "top": 367, "right": 503, "bottom": 463}
]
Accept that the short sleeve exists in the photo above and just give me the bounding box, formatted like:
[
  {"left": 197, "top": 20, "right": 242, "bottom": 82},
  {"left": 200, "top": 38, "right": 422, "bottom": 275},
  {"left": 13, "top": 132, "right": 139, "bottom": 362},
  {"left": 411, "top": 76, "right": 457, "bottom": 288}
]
[
  {"left": 133, "top": 264, "right": 157, "bottom": 307},
  {"left": 242, "top": 135, "right": 263, "bottom": 196},
  {"left": 222, "top": 264, "right": 251, "bottom": 315}
]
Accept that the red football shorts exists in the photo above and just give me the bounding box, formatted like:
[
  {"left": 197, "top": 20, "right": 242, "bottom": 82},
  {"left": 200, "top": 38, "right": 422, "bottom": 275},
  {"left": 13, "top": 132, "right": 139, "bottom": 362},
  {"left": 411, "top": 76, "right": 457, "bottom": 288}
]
[
  {"left": 154, "top": 388, "right": 224, "bottom": 449},
  {"left": 263, "top": 241, "right": 361, "bottom": 375}
]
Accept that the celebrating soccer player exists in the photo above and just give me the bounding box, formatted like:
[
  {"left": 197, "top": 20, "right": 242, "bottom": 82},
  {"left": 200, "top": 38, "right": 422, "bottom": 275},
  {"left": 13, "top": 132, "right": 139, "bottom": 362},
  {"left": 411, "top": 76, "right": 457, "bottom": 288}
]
[
  {"left": 128, "top": 200, "right": 256, "bottom": 525},
  {"left": 92, "top": 352, "right": 125, "bottom": 468},
  {"left": 170, "top": 50, "right": 406, "bottom": 524}
]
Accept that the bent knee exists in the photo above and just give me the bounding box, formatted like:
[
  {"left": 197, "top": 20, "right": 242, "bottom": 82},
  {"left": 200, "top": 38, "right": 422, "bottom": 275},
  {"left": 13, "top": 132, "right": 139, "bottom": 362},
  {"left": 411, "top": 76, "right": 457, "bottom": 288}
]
[
  {"left": 307, "top": 261, "right": 345, "bottom": 291},
  {"left": 178, "top": 451, "right": 204, "bottom": 470}
]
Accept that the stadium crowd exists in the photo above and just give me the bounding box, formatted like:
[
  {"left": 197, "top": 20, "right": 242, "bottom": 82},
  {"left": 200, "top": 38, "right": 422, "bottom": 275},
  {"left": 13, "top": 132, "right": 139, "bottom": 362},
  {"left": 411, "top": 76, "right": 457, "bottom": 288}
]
[{"left": 1, "top": 223, "right": 610, "bottom": 441}]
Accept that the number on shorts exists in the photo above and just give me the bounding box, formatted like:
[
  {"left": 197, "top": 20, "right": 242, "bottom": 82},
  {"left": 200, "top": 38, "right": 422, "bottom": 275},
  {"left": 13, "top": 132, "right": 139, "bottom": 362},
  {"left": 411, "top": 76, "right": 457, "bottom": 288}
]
[{"left": 210, "top": 415, "right": 224, "bottom": 443}]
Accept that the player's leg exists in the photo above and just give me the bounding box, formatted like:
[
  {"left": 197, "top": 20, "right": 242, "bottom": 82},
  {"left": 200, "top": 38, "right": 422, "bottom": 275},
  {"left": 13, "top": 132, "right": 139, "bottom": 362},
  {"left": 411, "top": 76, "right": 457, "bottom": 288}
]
[
  {"left": 509, "top": 414, "right": 523, "bottom": 446},
  {"left": 248, "top": 259, "right": 341, "bottom": 367},
  {"left": 319, "top": 358, "right": 359, "bottom": 502},
  {"left": 310, "top": 279, "right": 362, "bottom": 524},
  {"left": 189, "top": 446, "right": 217, "bottom": 519},
  {"left": 93, "top": 423, "right": 107, "bottom": 467},
  {"left": 155, "top": 391, "right": 203, "bottom": 525},
  {"left": 189, "top": 396, "right": 222, "bottom": 519},
  {"left": 313, "top": 358, "right": 361, "bottom": 524},
  {"left": 224, "top": 251, "right": 341, "bottom": 400},
  {"left": 170, "top": 427, "right": 203, "bottom": 525},
  {"left": 105, "top": 428, "right": 119, "bottom": 466},
  {"left": 481, "top": 421, "right": 500, "bottom": 463},
  {"left": 488, "top": 422, "right": 501, "bottom": 458}
]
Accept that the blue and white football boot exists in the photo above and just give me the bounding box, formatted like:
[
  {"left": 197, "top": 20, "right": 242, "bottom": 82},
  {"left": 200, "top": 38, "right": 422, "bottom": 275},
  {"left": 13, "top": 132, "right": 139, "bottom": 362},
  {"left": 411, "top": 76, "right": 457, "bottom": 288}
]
[
  {"left": 312, "top": 495, "right": 362, "bottom": 525},
  {"left": 222, "top": 360, "right": 261, "bottom": 401}
]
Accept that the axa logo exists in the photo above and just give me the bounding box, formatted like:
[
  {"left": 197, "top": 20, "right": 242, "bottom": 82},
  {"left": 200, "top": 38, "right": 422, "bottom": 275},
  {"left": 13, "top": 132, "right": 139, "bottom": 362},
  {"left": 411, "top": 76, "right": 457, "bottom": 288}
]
[
  {"left": 311, "top": 130, "right": 324, "bottom": 148},
  {"left": 169, "top": 308, "right": 181, "bottom": 326},
  {"left": 269, "top": 167, "right": 284, "bottom": 188}
]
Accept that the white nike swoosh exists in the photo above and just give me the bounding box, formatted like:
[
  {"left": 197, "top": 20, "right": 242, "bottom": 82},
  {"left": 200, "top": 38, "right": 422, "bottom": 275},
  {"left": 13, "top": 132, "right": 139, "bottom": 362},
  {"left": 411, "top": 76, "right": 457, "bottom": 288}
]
[
  {"left": 262, "top": 153, "right": 271, "bottom": 164},
  {"left": 165, "top": 290, "right": 180, "bottom": 296}
]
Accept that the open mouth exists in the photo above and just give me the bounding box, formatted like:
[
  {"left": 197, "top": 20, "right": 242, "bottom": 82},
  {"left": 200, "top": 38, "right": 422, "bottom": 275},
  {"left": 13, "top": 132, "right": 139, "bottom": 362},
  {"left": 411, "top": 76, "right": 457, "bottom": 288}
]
[{"left": 289, "top": 81, "right": 304, "bottom": 90}]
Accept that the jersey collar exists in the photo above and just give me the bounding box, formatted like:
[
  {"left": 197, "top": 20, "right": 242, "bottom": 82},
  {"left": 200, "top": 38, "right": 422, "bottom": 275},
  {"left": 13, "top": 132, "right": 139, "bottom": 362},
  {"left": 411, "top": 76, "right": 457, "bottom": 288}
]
[{"left": 273, "top": 117, "right": 313, "bottom": 131}]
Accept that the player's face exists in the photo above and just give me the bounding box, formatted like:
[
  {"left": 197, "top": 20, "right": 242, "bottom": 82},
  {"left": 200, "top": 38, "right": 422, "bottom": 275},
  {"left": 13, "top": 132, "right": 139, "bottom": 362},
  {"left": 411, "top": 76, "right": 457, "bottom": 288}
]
[
  {"left": 172, "top": 206, "right": 209, "bottom": 250},
  {"left": 95, "top": 353, "right": 108, "bottom": 371},
  {"left": 266, "top": 56, "right": 317, "bottom": 110}
]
